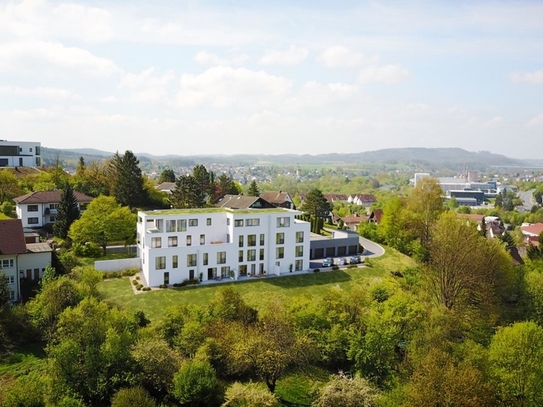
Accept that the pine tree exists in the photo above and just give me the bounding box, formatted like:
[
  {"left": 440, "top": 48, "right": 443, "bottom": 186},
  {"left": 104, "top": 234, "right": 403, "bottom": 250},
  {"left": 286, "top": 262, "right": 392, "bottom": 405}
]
[
  {"left": 301, "top": 188, "right": 330, "bottom": 219},
  {"left": 111, "top": 151, "right": 147, "bottom": 208},
  {"left": 53, "top": 183, "right": 81, "bottom": 239},
  {"left": 170, "top": 175, "right": 205, "bottom": 209},
  {"left": 248, "top": 180, "right": 260, "bottom": 197}
]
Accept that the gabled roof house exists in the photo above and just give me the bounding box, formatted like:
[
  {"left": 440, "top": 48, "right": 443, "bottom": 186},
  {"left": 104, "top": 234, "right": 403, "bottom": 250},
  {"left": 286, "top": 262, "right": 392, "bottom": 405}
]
[
  {"left": 260, "top": 191, "right": 295, "bottom": 209},
  {"left": 0, "top": 219, "right": 52, "bottom": 302},
  {"left": 13, "top": 190, "right": 93, "bottom": 228}
]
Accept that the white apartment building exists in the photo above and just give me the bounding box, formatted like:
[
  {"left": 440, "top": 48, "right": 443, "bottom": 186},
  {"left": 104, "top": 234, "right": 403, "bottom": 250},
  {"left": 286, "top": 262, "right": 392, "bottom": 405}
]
[
  {"left": 137, "top": 207, "right": 310, "bottom": 287},
  {"left": 0, "top": 140, "right": 41, "bottom": 167}
]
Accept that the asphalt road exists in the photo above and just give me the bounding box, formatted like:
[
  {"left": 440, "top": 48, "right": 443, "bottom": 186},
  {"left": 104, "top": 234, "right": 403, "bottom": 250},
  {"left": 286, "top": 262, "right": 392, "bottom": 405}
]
[
  {"left": 518, "top": 189, "right": 535, "bottom": 210},
  {"left": 359, "top": 236, "right": 385, "bottom": 258}
]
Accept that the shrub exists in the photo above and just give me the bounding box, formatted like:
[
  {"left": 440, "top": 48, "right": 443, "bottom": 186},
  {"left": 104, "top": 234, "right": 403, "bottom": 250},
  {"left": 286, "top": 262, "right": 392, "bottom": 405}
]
[
  {"left": 332, "top": 265, "right": 339, "bottom": 271},
  {"left": 135, "top": 275, "right": 140, "bottom": 280},
  {"left": 179, "top": 278, "right": 200, "bottom": 287},
  {"left": 142, "top": 287, "right": 151, "bottom": 292},
  {"left": 122, "top": 269, "right": 139, "bottom": 277},
  {"left": 111, "top": 387, "right": 157, "bottom": 407},
  {"left": 136, "top": 284, "right": 143, "bottom": 290},
  {"left": 73, "top": 242, "right": 102, "bottom": 258},
  {"left": 158, "top": 284, "right": 168, "bottom": 289},
  {"left": 172, "top": 360, "right": 220, "bottom": 406},
  {"left": 1, "top": 201, "right": 14, "bottom": 215},
  {"left": 313, "top": 268, "right": 320, "bottom": 272},
  {"left": 132, "top": 280, "right": 139, "bottom": 285}
]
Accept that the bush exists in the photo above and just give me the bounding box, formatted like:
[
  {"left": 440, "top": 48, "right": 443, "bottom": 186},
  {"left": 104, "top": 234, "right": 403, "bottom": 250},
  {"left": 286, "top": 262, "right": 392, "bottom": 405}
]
[
  {"left": 73, "top": 242, "right": 102, "bottom": 258},
  {"left": 132, "top": 280, "right": 139, "bottom": 285},
  {"left": 172, "top": 360, "right": 220, "bottom": 406},
  {"left": 121, "top": 269, "right": 139, "bottom": 277},
  {"left": 347, "top": 264, "right": 358, "bottom": 269},
  {"left": 332, "top": 265, "right": 339, "bottom": 271},
  {"left": 111, "top": 387, "right": 157, "bottom": 407},
  {"left": 179, "top": 278, "right": 200, "bottom": 287},
  {"left": 136, "top": 284, "right": 143, "bottom": 290},
  {"left": 313, "top": 268, "right": 320, "bottom": 272},
  {"left": 1, "top": 201, "right": 14, "bottom": 215},
  {"left": 58, "top": 250, "right": 80, "bottom": 273},
  {"left": 158, "top": 284, "right": 168, "bottom": 289},
  {"left": 142, "top": 287, "right": 151, "bottom": 291},
  {"left": 135, "top": 275, "right": 140, "bottom": 280}
]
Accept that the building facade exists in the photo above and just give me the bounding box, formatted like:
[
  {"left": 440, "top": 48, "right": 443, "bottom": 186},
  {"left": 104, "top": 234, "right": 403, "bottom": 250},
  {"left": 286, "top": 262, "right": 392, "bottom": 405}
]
[
  {"left": 0, "top": 140, "right": 41, "bottom": 167},
  {"left": 137, "top": 208, "right": 310, "bottom": 287}
]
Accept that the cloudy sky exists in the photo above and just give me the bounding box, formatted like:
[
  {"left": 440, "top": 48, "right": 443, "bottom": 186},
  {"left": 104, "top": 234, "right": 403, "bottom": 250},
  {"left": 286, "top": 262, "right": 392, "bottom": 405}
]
[{"left": 1, "top": 0, "right": 542, "bottom": 158}]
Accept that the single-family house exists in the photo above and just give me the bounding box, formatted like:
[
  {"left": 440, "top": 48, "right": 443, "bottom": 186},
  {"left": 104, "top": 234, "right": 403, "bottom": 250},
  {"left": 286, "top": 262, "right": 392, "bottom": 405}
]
[
  {"left": 348, "top": 194, "right": 377, "bottom": 207},
  {"left": 0, "top": 219, "right": 53, "bottom": 302},
  {"left": 13, "top": 190, "right": 93, "bottom": 228},
  {"left": 520, "top": 223, "right": 543, "bottom": 246},
  {"left": 340, "top": 213, "right": 369, "bottom": 231},
  {"left": 156, "top": 182, "right": 176, "bottom": 194},
  {"left": 369, "top": 209, "right": 383, "bottom": 224},
  {"left": 260, "top": 191, "right": 295, "bottom": 209}
]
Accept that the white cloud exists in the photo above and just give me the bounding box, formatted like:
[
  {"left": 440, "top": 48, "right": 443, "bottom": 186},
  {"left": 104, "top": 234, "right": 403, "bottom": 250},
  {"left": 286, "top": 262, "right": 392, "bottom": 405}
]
[
  {"left": 193, "top": 50, "right": 250, "bottom": 66},
  {"left": 317, "top": 46, "right": 376, "bottom": 68},
  {"left": 0, "top": 41, "right": 121, "bottom": 77},
  {"left": 509, "top": 69, "right": 543, "bottom": 85},
  {"left": 177, "top": 66, "right": 293, "bottom": 108},
  {"left": 357, "top": 64, "right": 410, "bottom": 84},
  {"left": 283, "top": 81, "right": 361, "bottom": 110},
  {"left": 259, "top": 44, "right": 308, "bottom": 66},
  {"left": 527, "top": 113, "right": 543, "bottom": 127},
  {"left": 50, "top": 3, "right": 113, "bottom": 43},
  {"left": 0, "top": 85, "right": 79, "bottom": 99}
]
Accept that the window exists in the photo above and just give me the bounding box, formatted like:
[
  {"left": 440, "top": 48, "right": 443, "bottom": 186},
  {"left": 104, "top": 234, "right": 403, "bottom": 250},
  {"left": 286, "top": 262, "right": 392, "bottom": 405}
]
[
  {"left": 28, "top": 217, "right": 39, "bottom": 224},
  {"left": 277, "top": 217, "right": 290, "bottom": 228},
  {"left": 260, "top": 234, "right": 265, "bottom": 245},
  {"left": 28, "top": 205, "right": 38, "bottom": 212},
  {"left": 276, "top": 233, "right": 285, "bottom": 245},
  {"left": 155, "top": 256, "right": 166, "bottom": 270},
  {"left": 155, "top": 219, "right": 163, "bottom": 231},
  {"left": 235, "top": 219, "right": 244, "bottom": 227},
  {"left": 8, "top": 275, "right": 15, "bottom": 284},
  {"left": 296, "top": 231, "right": 304, "bottom": 243},
  {"left": 276, "top": 247, "right": 284, "bottom": 259},
  {"left": 221, "top": 266, "right": 230, "bottom": 278},
  {"left": 168, "top": 236, "right": 178, "bottom": 247},
  {"left": 49, "top": 216, "right": 55, "bottom": 222},
  {"left": 151, "top": 237, "right": 162, "bottom": 248},
  {"left": 172, "top": 255, "right": 178, "bottom": 268},
  {"left": 239, "top": 250, "right": 244, "bottom": 262},
  {"left": 203, "top": 253, "right": 208, "bottom": 266},
  {"left": 246, "top": 218, "right": 260, "bottom": 226},
  {"left": 247, "top": 234, "right": 257, "bottom": 246},
  {"left": 189, "top": 270, "right": 195, "bottom": 280},
  {"left": 200, "top": 234, "right": 205, "bottom": 245},
  {"left": 295, "top": 245, "right": 303, "bottom": 257},
  {"left": 295, "top": 260, "right": 303, "bottom": 271},
  {"left": 189, "top": 219, "right": 198, "bottom": 227},
  {"left": 186, "top": 235, "right": 192, "bottom": 246},
  {"left": 164, "top": 272, "right": 169, "bottom": 285},
  {"left": 0, "top": 259, "right": 13, "bottom": 269},
  {"left": 177, "top": 219, "right": 187, "bottom": 232},
  {"left": 217, "top": 251, "right": 227, "bottom": 264},
  {"left": 166, "top": 220, "right": 176, "bottom": 232},
  {"left": 49, "top": 203, "right": 59, "bottom": 210},
  {"left": 247, "top": 249, "right": 256, "bottom": 262},
  {"left": 239, "top": 235, "right": 244, "bottom": 247},
  {"left": 207, "top": 218, "right": 212, "bottom": 226},
  {"left": 9, "top": 290, "right": 15, "bottom": 301},
  {"left": 187, "top": 254, "right": 197, "bottom": 267},
  {"left": 259, "top": 249, "right": 264, "bottom": 261}
]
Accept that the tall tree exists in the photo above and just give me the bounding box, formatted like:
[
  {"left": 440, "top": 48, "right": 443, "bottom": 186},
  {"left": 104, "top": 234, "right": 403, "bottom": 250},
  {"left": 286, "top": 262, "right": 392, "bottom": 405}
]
[
  {"left": 192, "top": 165, "right": 215, "bottom": 202},
  {"left": 248, "top": 180, "right": 260, "bottom": 197},
  {"left": 158, "top": 169, "right": 175, "bottom": 183},
  {"left": 312, "top": 372, "right": 379, "bottom": 407},
  {"left": 0, "top": 169, "right": 23, "bottom": 203},
  {"left": 111, "top": 151, "right": 147, "bottom": 208},
  {"left": 407, "top": 177, "right": 444, "bottom": 250},
  {"left": 53, "top": 183, "right": 81, "bottom": 239},
  {"left": 216, "top": 173, "right": 240, "bottom": 198},
  {"left": 69, "top": 196, "right": 136, "bottom": 255},
  {"left": 301, "top": 188, "right": 331, "bottom": 219},
  {"left": 170, "top": 175, "right": 205, "bottom": 209}
]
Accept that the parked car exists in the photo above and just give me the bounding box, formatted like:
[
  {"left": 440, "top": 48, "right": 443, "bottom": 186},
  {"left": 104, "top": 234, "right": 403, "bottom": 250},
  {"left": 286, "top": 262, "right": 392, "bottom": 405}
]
[
  {"left": 336, "top": 258, "right": 346, "bottom": 266},
  {"left": 350, "top": 255, "right": 360, "bottom": 264},
  {"left": 322, "top": 257, "right": 333, "bottom": 267}
]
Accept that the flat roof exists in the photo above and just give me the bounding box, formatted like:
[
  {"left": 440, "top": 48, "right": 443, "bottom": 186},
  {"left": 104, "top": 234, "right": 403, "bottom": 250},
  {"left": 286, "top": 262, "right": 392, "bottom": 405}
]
[{"left": 139, "top": 207, "right": 295, "bottom": 216}]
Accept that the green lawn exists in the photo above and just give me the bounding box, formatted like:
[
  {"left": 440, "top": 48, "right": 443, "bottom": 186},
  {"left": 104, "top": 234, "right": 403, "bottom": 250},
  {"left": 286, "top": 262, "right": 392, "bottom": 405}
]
[{"left": 98, "top": 248, "right": 415, "bottom": 322}]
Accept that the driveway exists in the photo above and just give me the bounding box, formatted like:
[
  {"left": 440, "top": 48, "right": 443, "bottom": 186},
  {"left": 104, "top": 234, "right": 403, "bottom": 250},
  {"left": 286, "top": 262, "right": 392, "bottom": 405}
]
[
  {"left": 518, "top": 189, "right": 535, "bottom": 210},
  {"left": 359, "top": 236, "right": 385, "bottom": 258}
]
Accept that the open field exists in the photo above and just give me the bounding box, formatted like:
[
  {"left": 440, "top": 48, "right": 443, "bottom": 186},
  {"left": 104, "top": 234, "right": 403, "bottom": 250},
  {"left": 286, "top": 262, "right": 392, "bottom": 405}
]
[{"left": 98, "top": 247, "right": 415, "bottom": 322}]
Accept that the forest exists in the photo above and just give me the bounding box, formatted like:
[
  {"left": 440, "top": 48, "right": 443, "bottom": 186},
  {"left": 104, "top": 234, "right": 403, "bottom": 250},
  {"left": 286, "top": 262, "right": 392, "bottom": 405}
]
[{"left": 1, "top": 153, "right": 543, "bottom": 406}]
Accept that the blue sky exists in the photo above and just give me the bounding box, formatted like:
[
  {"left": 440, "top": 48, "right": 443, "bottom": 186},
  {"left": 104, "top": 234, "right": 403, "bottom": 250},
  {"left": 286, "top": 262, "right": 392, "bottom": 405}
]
[{"left": 1, "top": 0, "right": 542, "bottom": 158}]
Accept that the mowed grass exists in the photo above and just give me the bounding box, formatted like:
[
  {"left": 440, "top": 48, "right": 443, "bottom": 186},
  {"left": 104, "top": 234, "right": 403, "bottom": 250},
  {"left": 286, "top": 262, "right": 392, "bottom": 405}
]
[{"left": 98, "top": 247, "right": 415, "bottom": 322}]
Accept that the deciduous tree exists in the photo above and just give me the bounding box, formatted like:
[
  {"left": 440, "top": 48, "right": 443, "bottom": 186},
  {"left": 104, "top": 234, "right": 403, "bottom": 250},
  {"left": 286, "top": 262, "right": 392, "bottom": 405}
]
[{"left": 312, "top": 372, "right": 379, "bottom": 407}]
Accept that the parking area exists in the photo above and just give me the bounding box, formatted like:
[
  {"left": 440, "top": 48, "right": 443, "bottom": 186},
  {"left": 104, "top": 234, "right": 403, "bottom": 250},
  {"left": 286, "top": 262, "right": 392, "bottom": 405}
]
[{"left": 310, "top": 254, "right": 364, "bottom": 270}]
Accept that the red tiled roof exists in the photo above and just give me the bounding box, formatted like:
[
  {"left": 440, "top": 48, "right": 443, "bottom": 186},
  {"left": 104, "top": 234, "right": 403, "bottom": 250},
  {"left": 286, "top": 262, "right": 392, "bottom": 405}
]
[
  {"left": 0, "top": 219, "right": 27, "bottom": 255},
  {"left": 457, "top": 213, "right": 485, "bottom": 222},
  {"left": 324, "top": 194, "right": 348, "bottom": 202},
  {"left": 521, "top": 223, "right": 543, "bottom": 237},
  {"left": 13, "top": 190, "right": 94, "bottom": 204},
  {"left": 370, "top": 209, "right": 383, "bottom": 223},
  {"left": 341, "top": 214, "right": 369, "bottom": 224},
  {"left": 351, "top": 194, "right": 377, "bottom": 203}
]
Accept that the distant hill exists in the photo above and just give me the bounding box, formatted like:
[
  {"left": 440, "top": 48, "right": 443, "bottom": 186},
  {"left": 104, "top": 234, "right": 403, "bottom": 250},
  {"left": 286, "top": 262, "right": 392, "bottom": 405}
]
[{"left": 41, "top": 147, "right": 529, "bottom": 173}]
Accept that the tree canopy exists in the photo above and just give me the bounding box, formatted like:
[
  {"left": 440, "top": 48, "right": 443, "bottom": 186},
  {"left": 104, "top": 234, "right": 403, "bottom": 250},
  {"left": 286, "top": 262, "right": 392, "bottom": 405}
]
[{"left": 53, "top": 183, "right": 81, "bottom": 240}]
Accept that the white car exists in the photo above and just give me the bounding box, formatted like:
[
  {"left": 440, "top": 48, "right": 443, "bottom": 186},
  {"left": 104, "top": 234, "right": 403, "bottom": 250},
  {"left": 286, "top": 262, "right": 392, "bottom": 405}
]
[{"left": 336, "top": 258, "right": 345, "bottom": 266}]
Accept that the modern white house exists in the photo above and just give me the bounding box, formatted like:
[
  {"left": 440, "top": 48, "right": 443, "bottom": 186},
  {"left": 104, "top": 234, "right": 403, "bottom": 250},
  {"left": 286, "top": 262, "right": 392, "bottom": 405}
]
[
  {"left": 0, "top": 140, "right": 42, "bottom": 167},
  {"left": 0, "top": 219, "right": 53, "bottom": 302},
  {"left": 13, "top": 190, "right": 93, "bottom": 228},
  {"left": 137, "top": 206, "right": 310, "bottom": 287}
]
